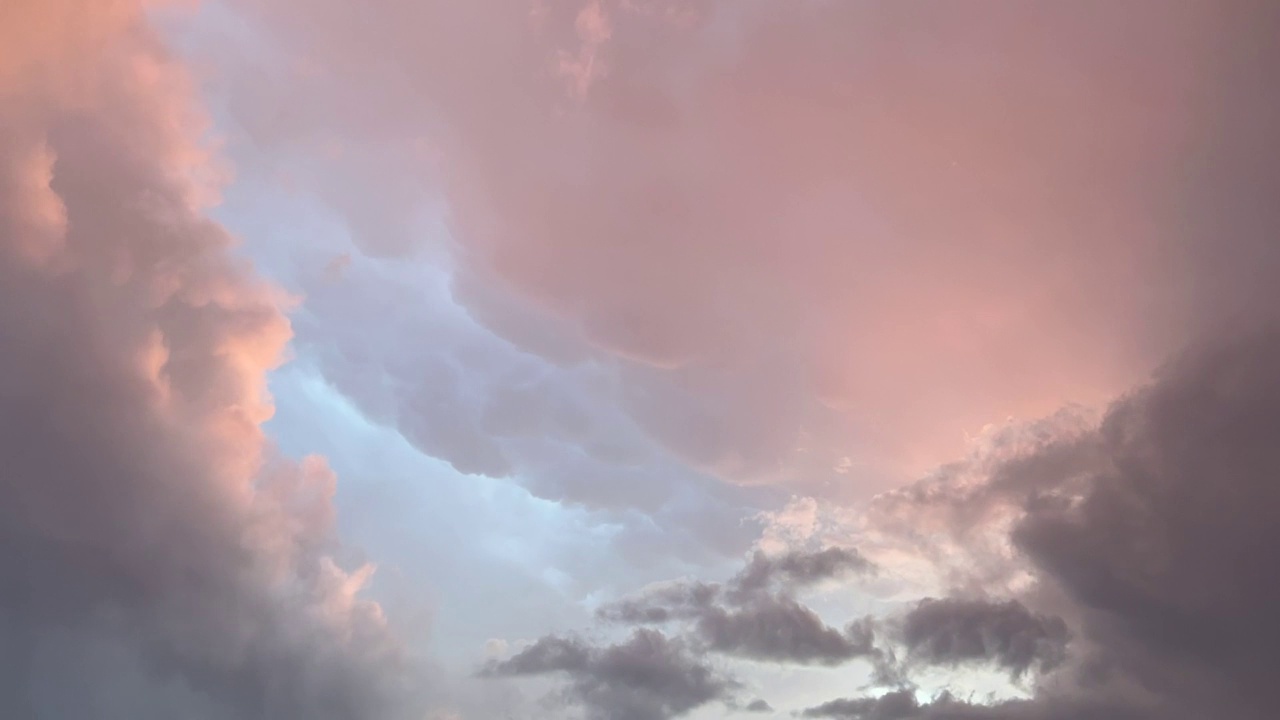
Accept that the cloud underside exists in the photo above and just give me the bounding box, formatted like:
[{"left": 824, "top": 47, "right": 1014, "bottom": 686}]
[{"left": 221, "top": 0, "right": 1280, "bottom": 497}]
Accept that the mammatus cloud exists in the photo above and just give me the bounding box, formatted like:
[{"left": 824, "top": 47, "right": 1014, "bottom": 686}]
[
  {"left": 13, "top": 1, "right": 1280, "bottom": 719},
  {"left": 805, "top": 329, "right": 1280, "bottom": 720},
  {"left": 216, "top": 0, "right": 1280, "bottom": 496},
  {"left": 0, "top": 1, "right": 410, "bottom": 716},
  {"left": 483, "top": 629, "right": 733, "bottom": 720}
]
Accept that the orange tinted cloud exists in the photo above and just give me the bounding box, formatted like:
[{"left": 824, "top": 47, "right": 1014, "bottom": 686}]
[{"left": 0, "top": 0, "right": 411, "bottom": 715}]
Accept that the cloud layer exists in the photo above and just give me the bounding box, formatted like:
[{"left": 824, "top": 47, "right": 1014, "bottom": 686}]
[
  {"left": 7, "top": 2, "right": 1280, "bottom": 719},
  {"left": 217, "top": 0, "right": 1280, "bottom": 494}
]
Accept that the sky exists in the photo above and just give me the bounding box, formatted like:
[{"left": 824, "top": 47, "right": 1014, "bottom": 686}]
[{"left": 2, "top": 1, "right": 1280, "bottom": 719}]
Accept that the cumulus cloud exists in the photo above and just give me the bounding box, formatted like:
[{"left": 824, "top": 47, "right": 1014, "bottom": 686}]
[
  {"left": 0, "top": 1, "right": 411, "bottom": 716},
  {"left": 483, "top": 629, "right": 733, "bottom": 720}
]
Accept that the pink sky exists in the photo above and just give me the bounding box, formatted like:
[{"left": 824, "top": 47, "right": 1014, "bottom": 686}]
[{"left": 4, "top": 1, "right": 1280, "bottom": 719}]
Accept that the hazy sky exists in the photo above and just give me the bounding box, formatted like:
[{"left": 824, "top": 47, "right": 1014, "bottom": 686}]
[{"left": 3, "top": 1, "right": 1280, "bottom": 719}]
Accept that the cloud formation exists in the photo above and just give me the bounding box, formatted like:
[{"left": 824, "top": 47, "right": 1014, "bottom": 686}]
[
  {"left": 0, "top": 1, "right": 409, "bottom": 716},
  {"left": 805, "top": 328, "right": 1280, "bottom": 719},
  {"left": 214, "top": 0, "right": 1280, "bottom": 495},
  {"left": 591, "top": 548, "right": 879, "bottom": 667},
  {"left": 484, "top": 629, "right": 733, "bottom": 720},
  {"left": 898, "top": 598, "right": 1069, "bottom": 678},
  {"left": 802, "top": 690, "right": 920, "bottom": 720},
  {"left": 11, "top": 1, "right": 1280, "bottom": 719}
]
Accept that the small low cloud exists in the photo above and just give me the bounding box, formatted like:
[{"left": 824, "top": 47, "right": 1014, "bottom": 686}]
[{"left": 483, "top": 629, "right": 733, "bottom": 720}]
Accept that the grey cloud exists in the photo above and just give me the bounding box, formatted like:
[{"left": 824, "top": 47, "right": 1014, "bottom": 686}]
[
  {"left": 483, "top": 636, "right": 591, "bottom": 675},
  {"left": 731, "top": 547, "right": 873, "bottom": 600},
  {"left": 825, "top": 329, "right": 1280, "bottom": 720},
  {"left": 485, "top": 629, "right": 733, "bottom": 720},
  {"left": 801, "top": 692, "right": 1153, "bottom": 720},
  {"left": 596, "top": 581, "right": 722, "bottom": 625},
  {"left": 744, "top": 698, "right": 773, "bottom": 712},
  {"left": 1002, "top": 330, "right": 1280, "bottom": 719},
  {"left": 595, "top": 548, "right": 879, "bottom": 666},
  {"left": 697, "top": 597, "right": 875, "bottom": 665},
  {"left": 802, "top": 690, "right": 919, "bottom": 720},
  {"left": 899, "top": 598, "right": 1069, "bottom": 677}
]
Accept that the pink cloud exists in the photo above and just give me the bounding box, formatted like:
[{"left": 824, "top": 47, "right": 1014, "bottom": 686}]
[{"left": 220, "top": 0, "right": 1279, "bottom": 493}]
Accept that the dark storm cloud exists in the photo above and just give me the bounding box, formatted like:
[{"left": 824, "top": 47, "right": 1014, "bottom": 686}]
[
  {"left": 730, "top": 548, "right": 873, "bottom": 600},
  {"left": 484, "top": 629, "right": 733, "bottom": 720},
  {"left": 596, "top": 581, "right": 722, "bottom": 625},
  {"left": 898, "top": 598, "right": 1069, "bottom": 677},
  {"left": 807, "top": 328, "right": 1280, "bottom": 720},
  {"left": 697, "top": 599, "right": 875, "bottom": 666},
  {"left": 801, "top": 691, "right": 1155, "bottom": 720},
  {"left": 592, "top": 548, "right": 879, "bottom": 666},
  {"left": 802, "top": 690, "right": 920, "bottom": 720}
]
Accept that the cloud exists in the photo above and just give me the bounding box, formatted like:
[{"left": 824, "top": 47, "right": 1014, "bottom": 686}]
[
  {"left": 133, "top": 1, "right": 1280, "bottom": 717},
  {"left": 212, "top": 0, "right": 1280, "bottom": 494},
  {"left": 0, "top": 1, "right": 412, "bottom": 716},
  {"left": 597, "top": 580, "right": 721, "bottom": 625},
  {"left": 801, "top": 691, "right": 1152, "bottom": 720},
  {"left": 805, "top": 328, "right": 1280, "bottom": 720},
  {"left": 588, "top": 548, "right": 880, "bottom": 668},
  {"left": 897, "top": 598, "right": 1069, "bottom": 678},
  {"left": 696, "top": 597, "right": 875, "bottom": 666},
  {"left": 484, "top": 629, "right": 734, "bottom": 720},
  {"left": 730, "top": 547, "right": 873, "bottom": 600},
  {"left": 802, "top": 690, "right": 920, "bottom": 720},
  {"left": 1004, "top": 331, "right": 1280, "bottom": 718}
]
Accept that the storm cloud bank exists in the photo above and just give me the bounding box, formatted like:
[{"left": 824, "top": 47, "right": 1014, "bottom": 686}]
[{"left": 805, "top": 329, "right": 1280, "bottom": 719}]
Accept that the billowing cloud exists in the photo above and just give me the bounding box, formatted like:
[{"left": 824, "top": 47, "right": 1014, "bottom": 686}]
[
  {"left": 804, "top": 328, "right": 1280, "bottom": 719},
  {"left": 0, "top": 1, "right": 411, "bottom": 716},
  {"left": 16, "top": 1, "right": 1280, "bottom": 719}
]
